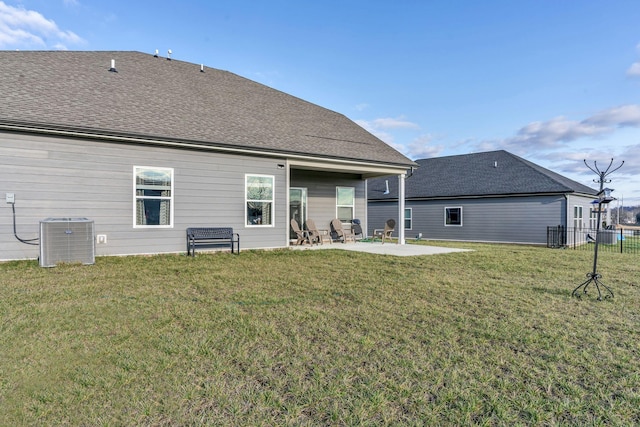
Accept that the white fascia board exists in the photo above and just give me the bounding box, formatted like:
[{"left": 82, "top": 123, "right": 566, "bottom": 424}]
[{"left": 288, "top": 158, "right": 409, "bottom": 178}]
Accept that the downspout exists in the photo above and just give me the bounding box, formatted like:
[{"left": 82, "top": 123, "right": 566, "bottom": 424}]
[
  {"left": 563, "top": 194, "right": 568, "bottom": 228},
  {"left": 398, "top": 173, "right": 406, "bottom": 245},
  {"left": 285, "top": 161, "right": 291, "bottom": 246}
]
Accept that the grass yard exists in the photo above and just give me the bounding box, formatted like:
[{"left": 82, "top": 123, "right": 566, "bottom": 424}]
[{"left": 1, "top": 242, "right": 639, "bottom": 425}]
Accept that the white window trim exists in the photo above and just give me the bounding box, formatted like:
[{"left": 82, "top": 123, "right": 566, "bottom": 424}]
[
  {"left": 574, "top": 205, "right": 583, "bottom": 230},
  {"left": 404, "top": 207, "right": 413, "bottom": 230},
  {"left": 133, "top": 166, "right": 174, "bottom": 229},
  {"left": 336, "top": 186, "right": 355, "bottom": 224},
  {"left": 245, "top": 174, "right": 275, "bottom": 228},
  {"left": 589, "top": 207, "right": 598, "bottom": 230},
  {"left": 444, "top": 206, "right": 463, "bottom": 227}
]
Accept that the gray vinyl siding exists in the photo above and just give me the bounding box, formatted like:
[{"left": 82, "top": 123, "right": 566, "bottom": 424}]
[
  {"left": 1, "top": 131, "right": 288, "bottom": 260},
  {"left": 290, "top": 169, "right": 366, "bottom": 233},
  {"left": 369, "top": 195, "right": 570, "bottom": 244},
  {"left": 367, "top": 202, "right": 400, "bottom": 239}
]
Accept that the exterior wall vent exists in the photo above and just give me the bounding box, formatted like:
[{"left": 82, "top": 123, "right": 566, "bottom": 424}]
[{"left": 39, "top": 218, "right": 95, "bottom": 267}]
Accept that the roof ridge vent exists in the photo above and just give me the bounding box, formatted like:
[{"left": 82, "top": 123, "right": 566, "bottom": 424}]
[
  {"left": 200, "top": 64, "right": 204, "bottom": 72},
  {"left": 167, "top": 49, "right": 172, "bottom": 60},
  {"left": 153, "top": 49, "right": 159, "bottom": 58},
  {"left": 109, "top": 59, "right": 117, "bottom": 73}
]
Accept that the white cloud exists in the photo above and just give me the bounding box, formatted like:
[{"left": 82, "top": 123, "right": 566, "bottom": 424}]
[
  {"left": 371, "top": 117, "right": 420, "bottom": 130},
  {"left": 627, "top": 43, "right": 640, "bottom": 77},
  {"left": 0, "top": 25, "right": 43, "bottom": 46},
  {"left": 617, "top": 143, "right": 640, "bottom": 175},
  {"left": 584, "top": 104, "right": 640, "bottom": 127},
  {"left": 356, "top": 116, "right": 442, "bottom": 159},
  {"left": 542, "top": 149, "right": 615, "bottom": 175},
  {"left": 355, "top": 103, "right": 369, "bottom": 112},
  {"left": 0, "top": 1, "right": 84, "bottom": 49},
  {"left": 356, "top": 115, "right": 425, "bottom": 159},
  {"left": 356, "top": 116, "right": 419, "bottom": 141},
  {"left": 405, "top": 135, "right": 444, "bottom": 159},
  {"left": 627, "top": 62, "right": 640, "bottom": 77},
  {"left": 476, "top": 104, "right": 640, "bottom": 155}
]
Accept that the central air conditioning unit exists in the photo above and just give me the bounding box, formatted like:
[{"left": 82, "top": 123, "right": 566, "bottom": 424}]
[{"left": 39, "top": 218, "right": 95, "bottom": 267}]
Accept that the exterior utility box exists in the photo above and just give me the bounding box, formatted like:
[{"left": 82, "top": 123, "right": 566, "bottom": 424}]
[{"left": 39, "top": 218, "right": 95, "bottom": 267}]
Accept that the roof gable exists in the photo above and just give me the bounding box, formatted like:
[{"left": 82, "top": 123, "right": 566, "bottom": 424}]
[
  {"left": 369, "top": 150, "right": 598, "bottom": 200},
  {"left": 0, "top": 50, "right": 414, "bottom": 167}
]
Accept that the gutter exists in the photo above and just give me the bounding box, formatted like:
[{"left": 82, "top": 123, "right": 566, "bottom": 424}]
[{"left": 370, "top": 191, "right": 577, "bottom": 202}]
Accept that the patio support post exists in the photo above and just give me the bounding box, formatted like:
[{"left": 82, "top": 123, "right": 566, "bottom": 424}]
[{"left": 398, "top": 173, "right": 405, "bottom": 245}]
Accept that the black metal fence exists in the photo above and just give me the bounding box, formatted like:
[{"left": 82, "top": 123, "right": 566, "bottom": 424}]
[{"left": 547, "top": 225, "right": 640, "bottom": 254}]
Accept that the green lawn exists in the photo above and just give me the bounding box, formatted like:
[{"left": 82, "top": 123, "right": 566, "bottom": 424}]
[{"left": 1, "top": 243, "right": 639, "bottom": 425}]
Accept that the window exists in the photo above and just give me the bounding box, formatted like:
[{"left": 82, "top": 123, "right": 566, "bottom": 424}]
[
  {"left": 404, "top": 208, "right": 412, "bottom": 230},
  {"left": 336, "top": 187, "right": 355, "bottom": 223},
  {"left": 445, "top": 207, "right": 462, "bottom": 226},
  {"left": 574, "top": 206, "right": 583, "bottom": 230},
  {"left": 134, "top": 166, "right": 173, "bottom": 227},
  {"left": 246, "top": 174, "right": 274, "bottom": 226}
]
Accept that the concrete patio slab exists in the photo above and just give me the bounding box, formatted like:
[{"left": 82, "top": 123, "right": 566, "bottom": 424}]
[{"left": 290, "top": 241, "right": 471, "bottom": 257}]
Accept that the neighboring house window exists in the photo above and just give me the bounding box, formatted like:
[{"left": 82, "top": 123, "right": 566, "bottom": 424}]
[
  {"left": 404, "top": 208, "right": 412, "bottom": 230},
  {"left": 445, "top": 207, "right": 462, "bottom": 226},
  {"left": 246, "top": 174, "right": 274, "bottom": 226},
  {"left": 134, "top": 166, "right": 173, "bottom": 227},
  {"left": 574, "top": 206, "right": 583, "bottom": 230},
  {"left": 589, "top": 207, "right": 598, "bottom": 230},
  {"left": 336, "top": 187, "right": 355, "bottom": 223}
]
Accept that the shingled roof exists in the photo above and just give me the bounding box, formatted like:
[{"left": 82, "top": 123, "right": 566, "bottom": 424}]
[
  {"left": 369, "top": 150, "right": 598, "bottom": 200},
  {"left": 0, "top": 50, "right": 414, "bottom": 168}
]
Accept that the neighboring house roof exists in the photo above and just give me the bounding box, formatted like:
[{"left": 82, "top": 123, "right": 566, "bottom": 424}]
[
  {"left": 369, "top": 150, "right": 598, "bottom": 200},
  {"left": 0, "top": 50, "right": 415, "bottom": 168}
]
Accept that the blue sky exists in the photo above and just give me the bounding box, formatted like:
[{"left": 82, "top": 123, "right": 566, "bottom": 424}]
[{"left": 2, "top": 0, "right": 640, "bottom": 205}]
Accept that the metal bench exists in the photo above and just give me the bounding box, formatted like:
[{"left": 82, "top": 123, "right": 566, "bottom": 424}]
[{"left": 186, "top": 227, "right": 240, "bottom": 256}]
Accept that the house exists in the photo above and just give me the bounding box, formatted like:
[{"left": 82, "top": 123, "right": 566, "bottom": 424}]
[
  {"left": 367, "top": 150, "right": 599, "bottom": 245},
  {"left": 0, "top": 51, "right": 416, "bottom": 261}
]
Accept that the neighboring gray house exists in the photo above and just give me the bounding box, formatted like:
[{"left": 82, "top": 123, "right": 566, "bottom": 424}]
[
  {"left": 0, "top": 51, "right": 416, "bottom": 261},
  {"left": 368, "top": 150, "right": 599, "bottom": 245}
]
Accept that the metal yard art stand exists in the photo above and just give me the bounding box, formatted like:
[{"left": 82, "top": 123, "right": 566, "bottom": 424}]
[{"left": 572, "top": 158, "right": 623, "bottom": 300}]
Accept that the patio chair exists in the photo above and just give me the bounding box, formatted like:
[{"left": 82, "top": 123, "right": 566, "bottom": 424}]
[
  {"left": 330, "top": 218, "right": 356, "bottom": 243},
  {"left": 290, "top": 218, "right": 310, "bottom": 245},
  {"left": 306, "top": 218, "right": 331, "bottom": 244},
  {"left": 373, "top": 219, "right": 396, "bottom": 244}
]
